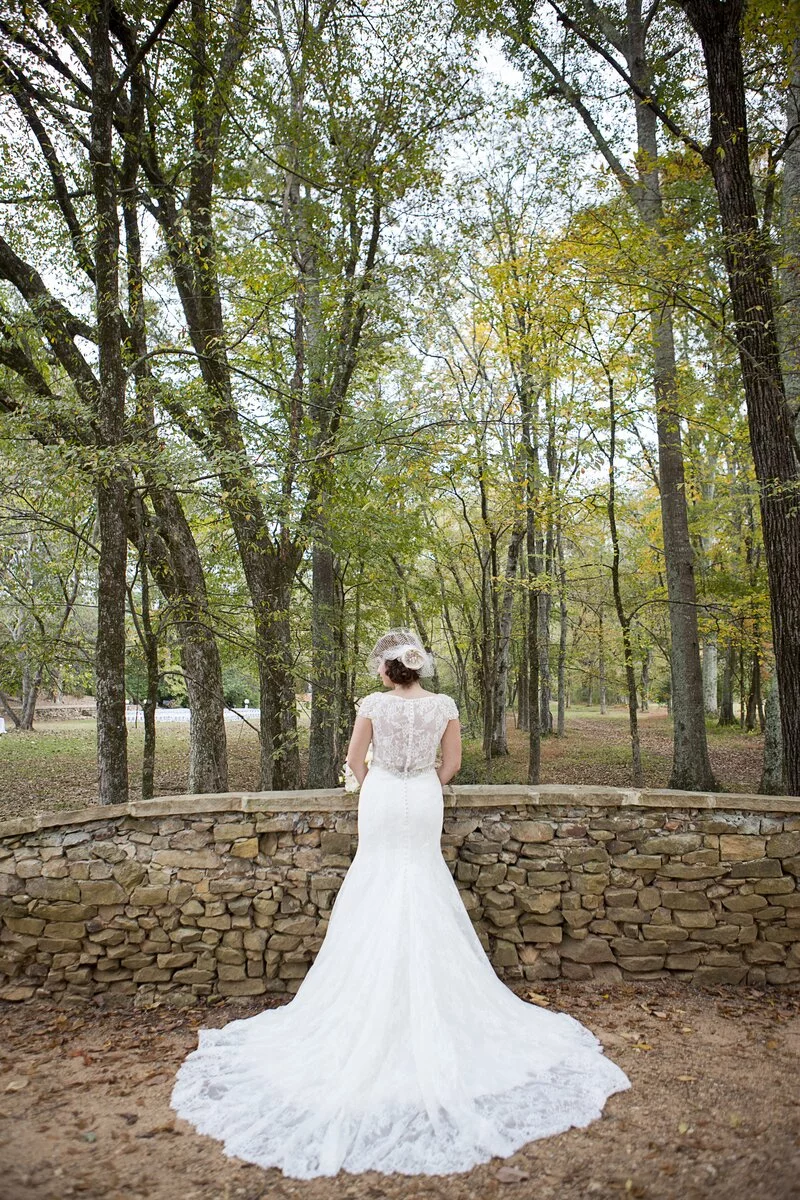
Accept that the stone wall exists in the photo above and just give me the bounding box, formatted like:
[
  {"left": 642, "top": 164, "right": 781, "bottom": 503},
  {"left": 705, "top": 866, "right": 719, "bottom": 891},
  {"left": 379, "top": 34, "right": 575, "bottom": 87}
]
[{"left": 1, "top": 785, "right": 799, "bottom": 1004}]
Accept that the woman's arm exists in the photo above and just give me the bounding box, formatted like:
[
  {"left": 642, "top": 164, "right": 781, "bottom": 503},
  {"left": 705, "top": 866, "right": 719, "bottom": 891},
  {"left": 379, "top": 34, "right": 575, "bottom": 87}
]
[
  {"left": 345, "top": 716, "right": 373, "bottom": 785},
  {"left": 437, "top": 718, "right": 462, "bottom": 785}
]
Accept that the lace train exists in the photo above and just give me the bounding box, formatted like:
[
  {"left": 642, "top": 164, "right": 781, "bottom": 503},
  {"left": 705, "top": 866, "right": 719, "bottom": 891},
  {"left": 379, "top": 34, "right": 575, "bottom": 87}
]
[{"left": 171, "top": 766, "right": 630, "bottom": 1177}]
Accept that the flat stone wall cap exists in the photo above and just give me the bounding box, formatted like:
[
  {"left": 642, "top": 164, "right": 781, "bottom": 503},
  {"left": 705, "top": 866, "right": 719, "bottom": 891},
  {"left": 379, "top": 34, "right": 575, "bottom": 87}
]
[
  {"left": 242, "top": 789, "right": 348, "bottom": 813},
  {"left": 0, "top": 816, "right": 39, "bottom": 838},
  {"left": 3, "top": 783, "right": 800, "bottom": 844},
  {"left": 129, "top": 794, "right": 245, "bottom": 817},
  {"left": 37, "top": 803, "right": 130, "bottom": 829}
]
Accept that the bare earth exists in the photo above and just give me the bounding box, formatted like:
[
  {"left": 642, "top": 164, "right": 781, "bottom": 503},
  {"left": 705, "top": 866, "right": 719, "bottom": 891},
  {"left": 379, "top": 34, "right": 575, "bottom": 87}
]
[{"left": 1, "top": 981, "right": 798, "bottom": 1200}]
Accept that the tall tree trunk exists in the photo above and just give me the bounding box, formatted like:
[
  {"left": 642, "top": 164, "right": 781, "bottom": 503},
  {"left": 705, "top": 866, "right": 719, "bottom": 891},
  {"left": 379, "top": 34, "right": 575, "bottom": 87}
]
[
  {"left": 538, "top": 537, "right": 553, "bottom": 734},
  {"left": 624, "top": 19, "right": 713, "bottom": 789},
  {"left": 556, "top": 524, "right": 568, "bottom": 736},
  {"left": 521, "top": 382, "right": 541, "bottom": 782},
  {"left": 513, "top": 0, "right": 714, "bottom": 788},
  {"left": 491, "top": 527, "right": 524, "bottom": 755},
  {"left": 607, "top": 377, "right": 643, "bottom": 784},
  {"left": 19, "top": 663, "right": 43, "bottom": 731},
  {"left": 702, "top": 636, "right": 719, "bottom": 717},
  {"left": 745, "top": 650, "right": 763, "bottom": 734},
  {"left": 759, "top": 680, "right": 784, "bottom": 795},
  {"left": 778, "top": 36, "right": 800, "bottom": 434},
  {"left": 640, "top": 648, "right": 652, "bottom": 711},
  {"left": 91, "top": 0, "right": 128, "bottom": 805},
  {"left": 137, "top": 561, "right": 159, "bottom": 801},
  {"left": 598, "top": 605, "right": 607, "bottom": 715},
  {"left": 679, "top": 0, "right": 800, "bottom": 792},
  {"left": 308, "top": 541, "right": 339, "bottom": 787},
  {"left": 148, "top": 490, "right": 228, "bottom": 793}
]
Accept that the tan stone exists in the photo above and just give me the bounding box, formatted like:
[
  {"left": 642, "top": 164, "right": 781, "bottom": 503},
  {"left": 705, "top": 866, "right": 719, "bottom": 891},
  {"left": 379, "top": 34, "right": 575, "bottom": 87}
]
[
  {"left": 752, "top": 877, "right": 796, "bottom": 895},
  {"left": 612, "top": 854, "right": 662, "bottom": 870},
  {"left": 79, "top": 880, "right": 127, "bottom": 905},
  {"left": 676, "top": 911, "right": 716, "bottom": 929},
  {"left": 157, "top": 952, "right": 196, "bottom": 970},
  {"left": 25, "top": 878, "right": 80, "bottom": 902},
  {"left": 231, "top": 838, "right": 259, "bottom": 859},
  {"left": 745, "top": 942, "right": 785, "bottom": 964},
  {"left": 605, "top": 907, "right": 649, "bottom": 923},
  {"left": 661, "top": 890, "right": 710, "bottom": 911},
  {"left": 723, "top": 893, "right": 768, "bottom": 911},
  {"left": 132, "top": 966, "right": 173, "bottom": 982},
  {"left": 0, "top": 986, "right": 36, "bottom": 1001},
  {"left": 641, "top": 835, "right": 702, "bottom": 854},
  {"left": 694, "top": 964, "right": 748, "bottom": 984},
  {"left": 666, "top": 952, "right": 701, "bottom": 970},
  {"left": 112, "top": 861, "right": 147, "bottom": 890},
  {"left": 766, "top": 832, "right": 800, "bottom": 858},
  {"left": 642, "top": 925, "right": 688, "bottom": 941},
  {"left": 719, "top": 836, "right": 766, "bottom": 862},
  {"left": 524, "top": 871, "right": 568, "bottom": 887},
  {"left": 42, "top": 921, "right": 85, "bottom": 940},
  {"left": 510, "top": 821, "right": 553, "bottom": 844},
  {"left": 517, "top": 890, "right": 561, "bottom": 915},
  {"left": 173, "top": 968, "right": 215, "bottom": 984},
  {"left": 151, "top": 849, "right": 221, "bottom": 869},
  {"left": 218, "top": 978, "right": 266, "bottom": 996},
  {"left": 559, "top": 936, "right": 614, "bottom": 964},
  {"left": 619, "top": 955, "right": 665, "bottom": 973},
  {"left": 612, "top": 938, "right": 668, "bottom": 957},
  {"left": 3, "top": 917, "right": 45, "bottom": 936},
  {"left": 320, "top": 832, "right": 351, "bottom": 857},
  {"left": 521, "top": 924, "right": 562, "bottom": 944}
]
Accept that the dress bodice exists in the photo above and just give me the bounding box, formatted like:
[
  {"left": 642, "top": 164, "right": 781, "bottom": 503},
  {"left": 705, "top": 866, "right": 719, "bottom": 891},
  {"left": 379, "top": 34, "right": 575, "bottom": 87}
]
[{"left": 357, "top": 691, "right": 459, "bottom": 776}]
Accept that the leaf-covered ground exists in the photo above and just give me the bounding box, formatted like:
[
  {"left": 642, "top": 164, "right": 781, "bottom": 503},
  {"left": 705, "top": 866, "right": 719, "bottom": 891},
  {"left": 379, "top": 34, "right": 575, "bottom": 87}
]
[
  {"left": 0, "top": 707, "right": 768, "bottom": 821},
  {"left": 0, "top": 981, "right": 797, "bottom": 1200}
]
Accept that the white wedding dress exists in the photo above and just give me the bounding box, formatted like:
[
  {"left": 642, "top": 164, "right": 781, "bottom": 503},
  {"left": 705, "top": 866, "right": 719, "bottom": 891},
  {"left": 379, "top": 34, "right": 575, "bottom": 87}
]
[{"left": 171, "top": 691, "right": 630, "bottom": 1178}]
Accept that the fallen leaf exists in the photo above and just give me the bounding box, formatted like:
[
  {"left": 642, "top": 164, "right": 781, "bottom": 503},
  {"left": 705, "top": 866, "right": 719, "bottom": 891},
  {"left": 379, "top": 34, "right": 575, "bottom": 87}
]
[
  {"left": 526, "top": 993, "right": 550, "bottom": 1007},
  {"left": 678, "top": 1121, "right": 690, "bottom": 1135},
  {"left": 633, "top": 1042, "right": 653, "bottom": 1052},
  {"left": 676, "top": 1075, "right": 695, "bottom": 1083},
  {"left": 4, "top": 1079, "right": 29, "bottom": 1092}
]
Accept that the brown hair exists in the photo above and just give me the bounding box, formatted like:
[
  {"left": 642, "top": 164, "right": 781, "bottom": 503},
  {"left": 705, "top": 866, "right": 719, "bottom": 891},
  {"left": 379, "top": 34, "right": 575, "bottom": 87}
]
[{"left": 384, "top": 658, "right": 421, "bottom": 687}]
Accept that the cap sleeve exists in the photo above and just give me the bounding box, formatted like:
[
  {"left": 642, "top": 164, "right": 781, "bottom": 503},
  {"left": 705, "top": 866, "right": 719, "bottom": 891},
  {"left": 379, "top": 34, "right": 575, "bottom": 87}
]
[
  {"left": 441, "top": 695, "right": 459, "bottom": 721},
  {"left": 357, "top": 693, "right": 380, "bottom": 721}
]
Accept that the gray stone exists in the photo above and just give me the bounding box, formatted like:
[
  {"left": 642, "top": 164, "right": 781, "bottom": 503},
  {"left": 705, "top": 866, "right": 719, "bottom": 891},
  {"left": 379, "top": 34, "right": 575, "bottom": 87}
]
[
  {"left": 766, "top": 832, "right": 800, "bottom": 858},
  {"left": 559, "top": 936, "right": 614, "bottom": 964},
  {"left": 510, "top": 821, "right": 553, "bottom": 843},
  {"left": 641, "top": 835, "right": 702, "bottom": 854},
  {"left": 661, "top": 890, "right": 710, "bottom": 911}
]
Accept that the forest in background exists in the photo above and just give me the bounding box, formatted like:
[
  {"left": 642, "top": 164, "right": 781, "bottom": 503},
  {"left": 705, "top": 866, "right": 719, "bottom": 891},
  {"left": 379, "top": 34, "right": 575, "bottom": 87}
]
[{"left": 0, "top": 0, "right": 798, "bottom": 801}]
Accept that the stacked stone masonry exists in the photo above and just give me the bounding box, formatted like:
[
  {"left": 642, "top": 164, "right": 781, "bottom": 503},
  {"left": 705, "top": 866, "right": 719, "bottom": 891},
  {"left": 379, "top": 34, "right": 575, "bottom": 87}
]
[{"left": 1, "top": 785, "right": 799, "bottom": 1004}]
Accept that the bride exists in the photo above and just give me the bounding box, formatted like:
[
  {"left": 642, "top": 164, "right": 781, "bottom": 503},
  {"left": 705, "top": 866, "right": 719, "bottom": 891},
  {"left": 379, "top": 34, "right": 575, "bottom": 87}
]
[{"left": 171, "top": 629, "right": 629, "bottom": 1178}]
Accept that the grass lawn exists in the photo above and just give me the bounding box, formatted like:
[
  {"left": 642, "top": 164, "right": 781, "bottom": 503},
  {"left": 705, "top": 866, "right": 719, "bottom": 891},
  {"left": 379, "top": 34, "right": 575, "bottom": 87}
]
[{"left": 0, "top": 704, "right": 766, "bottom": 822}]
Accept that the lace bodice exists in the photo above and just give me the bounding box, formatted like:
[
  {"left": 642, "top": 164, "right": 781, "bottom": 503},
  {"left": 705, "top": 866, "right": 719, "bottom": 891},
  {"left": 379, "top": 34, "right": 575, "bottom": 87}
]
[{"left": 357, "top": 691, "right": 459, "bottom": 776}]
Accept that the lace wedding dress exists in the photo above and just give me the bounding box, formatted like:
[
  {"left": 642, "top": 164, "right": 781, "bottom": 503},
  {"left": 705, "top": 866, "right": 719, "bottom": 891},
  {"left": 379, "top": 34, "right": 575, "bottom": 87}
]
[{"left": 171, "top": 691, "right": 630, "bottom": 1178}]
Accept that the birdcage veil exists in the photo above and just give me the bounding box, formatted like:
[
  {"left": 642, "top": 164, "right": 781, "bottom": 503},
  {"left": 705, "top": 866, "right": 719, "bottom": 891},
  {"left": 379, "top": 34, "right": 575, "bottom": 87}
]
[{"left": 366, "top": 628, "right": 435, "bottom": 677}]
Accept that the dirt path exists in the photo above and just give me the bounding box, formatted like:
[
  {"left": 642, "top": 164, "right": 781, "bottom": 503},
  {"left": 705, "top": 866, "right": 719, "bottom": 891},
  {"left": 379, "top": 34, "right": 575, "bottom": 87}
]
[{"left": 1, "top": 981, "right": 797, "bottom": 1200}]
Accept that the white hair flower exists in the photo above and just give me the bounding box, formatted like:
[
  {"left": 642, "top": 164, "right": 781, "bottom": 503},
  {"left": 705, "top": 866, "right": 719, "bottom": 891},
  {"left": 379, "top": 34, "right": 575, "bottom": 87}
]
[{"left": 399, "top": 646, "right": 426, "bottom": 670}]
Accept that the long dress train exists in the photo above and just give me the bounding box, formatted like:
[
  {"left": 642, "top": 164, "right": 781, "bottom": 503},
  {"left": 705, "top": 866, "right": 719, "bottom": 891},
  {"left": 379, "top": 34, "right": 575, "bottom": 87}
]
[{"left": 170, "top": 759, "right": 630, "bottom": 1178}]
